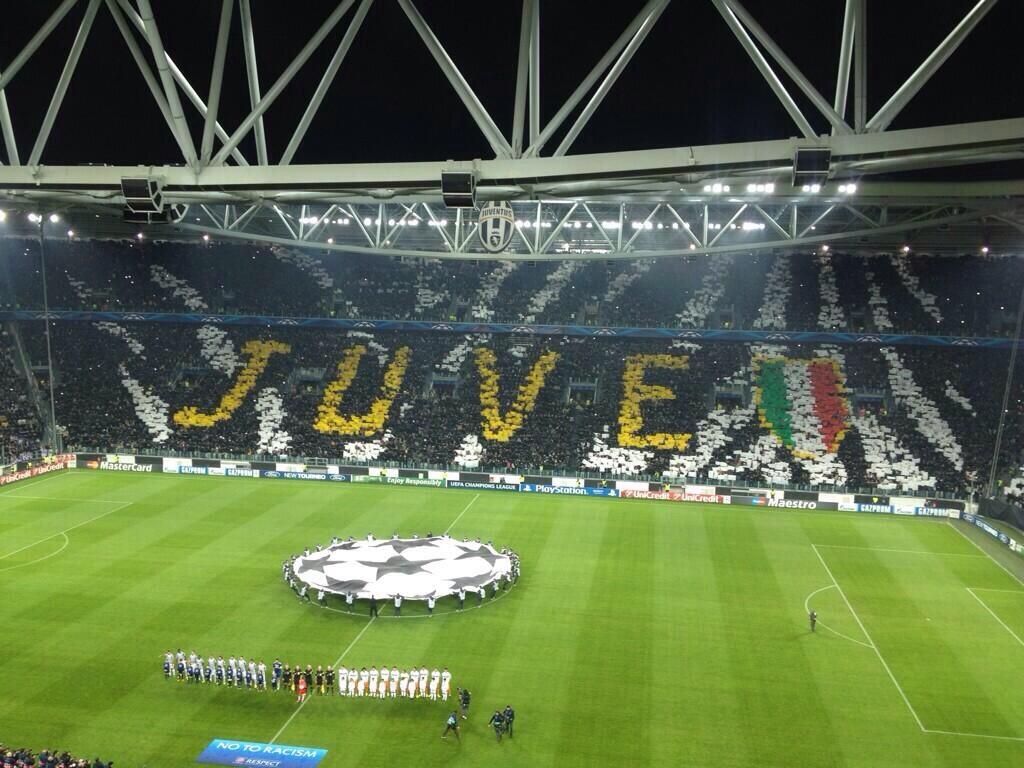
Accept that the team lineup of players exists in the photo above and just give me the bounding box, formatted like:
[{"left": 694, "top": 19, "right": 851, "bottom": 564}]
[{"left": 164, "top": 650, "right": 453, "bottom": 701}]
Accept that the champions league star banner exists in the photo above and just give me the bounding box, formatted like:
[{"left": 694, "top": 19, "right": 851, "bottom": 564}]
[
  {"left": 293, "top": 536, "right": 512, "bottom": 600},
  {"left": 196, "top": 739, "right": 327, "bottom": 768}
]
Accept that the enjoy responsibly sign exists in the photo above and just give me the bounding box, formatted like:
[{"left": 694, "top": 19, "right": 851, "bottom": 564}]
[{"left": 196, "top": 739, "right": 327, "bottom": 768}]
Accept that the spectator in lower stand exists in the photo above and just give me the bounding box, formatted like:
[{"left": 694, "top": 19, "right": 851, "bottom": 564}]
[{"left": 0, "top": 743, "right": 113, "bottom": 767}]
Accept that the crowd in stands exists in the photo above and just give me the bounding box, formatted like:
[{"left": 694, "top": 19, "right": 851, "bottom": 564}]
[
  {"left": 5, "top": 236, "right": 1024, "bottom": 497},
  {"left": 0, "top": 744, "right": 112, "bottom": 768},
  {"left": 2, "top": 237, "right": 1023, "bottom": 337},
  {"left": 17, "top": 316, "right": 1022, "bottom": 497},
  {"left": 0, "top": 330, "right": 40, "bottom": 460}
]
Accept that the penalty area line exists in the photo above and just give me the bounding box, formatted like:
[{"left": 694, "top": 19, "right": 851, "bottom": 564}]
[
  {"left": 0, "top": 501, "right": 133, "bottom": 563},
  {"left": 811, "top": 544, "right": 927, "bottom": 732},
  {"left": 269, "top": 616, "right": 377, "bottom": 745},
  {"left": 946, "top": 520, "right": 1024, "bottom": 587},
  {"left": 803, "top": 584, "right": 872, "bottom": 648},
  {"left": 966, "top": 588, "right": 1024, "bottom": 648}
]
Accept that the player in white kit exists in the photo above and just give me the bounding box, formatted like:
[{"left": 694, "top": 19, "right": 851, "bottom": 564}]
[
  {"left": 380, "top": 666, "right": 390, "bottom": 698},
  {"left": 399, "top": 669, "right": 409, "bottom": 697},
  {"left": 389, "top": 666, "right": 399, "bottom": 697},
  {"left": 441, "top": 668, "right": 452, "bottom": 701},
  {"left": 358, "top": 667, "right": 369, "bottom": 696},
  {"left": 419, "top": 667, "right": 429, "bottom": 697},
  {"left": 429, "top": 669, "right": 440, "bottom": 700},
  {"left": 409, "top": 668, "right": 419, "bottom": 698},
  {"left": 347, "top": 667, "right": 357, "bottom": 696},
  {"left": 337, "top": 666, "right": 348, "bottom": 695},
  {"left": 369, "top": 666, "right": 379, "bottom": 697}
]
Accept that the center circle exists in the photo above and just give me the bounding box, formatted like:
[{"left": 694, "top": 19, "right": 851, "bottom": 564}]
[{"left": 291, "top": 535, "right": 513, "bottom": 600}]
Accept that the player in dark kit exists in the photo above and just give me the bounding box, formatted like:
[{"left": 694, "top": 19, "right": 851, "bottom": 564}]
[
  {"left": 442, "top": 712, "right": 460, "bottom": 741},
  {"left": 488, "top": 711, "right": 505, "bottom": 742},
  {"left": 316, "top": 666, "right": 325, "bottom": 695},
  {"left": 282, "top": 665, "right": 293, "bottom": 690},
  {"left": 325, "top": 666, "right": 334, "bottom": 694},
  {"left": 503, "top": 705, "right": 515, "bottom": 737},
  {"left": 809, "top": 609, "right": 818, "bottom": 632},
  {"left": 459, "top": 688, "right": 471, "bottom": 719},
  {"left": 273, "top": 659, "right": 282, "bottom": 690}
]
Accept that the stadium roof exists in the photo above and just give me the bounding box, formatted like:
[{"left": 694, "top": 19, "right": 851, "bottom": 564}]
[{"left": 0, "top": 0, "right": 1022, "bottom": 259}]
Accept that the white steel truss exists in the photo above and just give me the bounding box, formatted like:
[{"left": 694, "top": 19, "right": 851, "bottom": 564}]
[{"left": 0, "top": 0, "right": 1018, "bottom": 260}]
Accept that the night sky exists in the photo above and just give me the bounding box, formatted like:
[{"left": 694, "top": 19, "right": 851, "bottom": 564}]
[{"left": 0, "top": 1, "right": 1021, "bottom": 167}]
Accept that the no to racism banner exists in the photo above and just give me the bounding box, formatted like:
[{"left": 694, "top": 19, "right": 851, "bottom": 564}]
[{"left": 196, "top": 739, "right": 327, "bottom": 768}]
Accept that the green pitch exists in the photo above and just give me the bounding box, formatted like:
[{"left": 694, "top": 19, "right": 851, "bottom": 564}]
[{"left": 1, "top": 471, "right": 1023, "bottom": 767}]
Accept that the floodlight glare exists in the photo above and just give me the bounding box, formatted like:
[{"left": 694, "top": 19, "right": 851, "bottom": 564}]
[
  {"left": 981, "top": 245, "right": 990, "bottom": 254},
  {"left": 902, "top": 245, "right": 911, "bottom": 253},
  {"left": 136, "top": 232, "right": 144, "bottom": 240},
  {"left": 327, "top": 237, "right": 334, "bottom": 244},
  {"left": 0, "top": 210, "right": 6, "bottom": 222},
  {"left": 67, "top": 230, "right": 75, "bottom": 238},
  {"left": 28, "top": 212, "right": 41, "bottom": 223},
  {"left": 202, "top": 234, "right": 210, "bottom": 242}
]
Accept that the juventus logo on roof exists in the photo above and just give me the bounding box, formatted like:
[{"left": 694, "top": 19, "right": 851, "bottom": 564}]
[{"left": 478, "top": 201, "right": 515, "bottom": 254}]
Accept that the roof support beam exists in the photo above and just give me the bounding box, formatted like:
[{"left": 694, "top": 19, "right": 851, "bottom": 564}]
[
  {"left": 28, "top": 0, "right": 101, "bottom": 167},
  {"left": 201, "top": 0, "right": 234, "bottom": 166},
  {"left": 118, "top": 0, "right": 248, "bottom": 166},
  {"left": 105, "top": 0, "right": 182, "bottom": 162},
  {"left": 753, "top": 204, "right": 791, "bottom": 240},
  {"left": 665, "top": 204, "right": 703, "bottom": 248},
  {"left": 524, "top": 0, "right": 664, "bottom": 158},
  {"left": 800, "top": 205, "right": 834, "bottom": 238},
  {"left": 540, "top": 203, "right": 579, "bottom": 252},
  {"left": 528, "top": 1, "right": 540, "bottom": 146},
  {"left": 0, "top": 0, "right": 80, "bottom": 93},
  {"left": 712, "top": 0, "right": 815, "bottom": 139},
  {"left": 281, "top": 0, "right": 373, "bottom": 166},
  {"left": 834, "top": 0, "right": 856, "bottom": 132},
  {"left": 553, "top": 0, "right": 668, "bottom": 157},
  {"left": 854, "top": 0, "right": 867, "bottom": 131},
  {"left": 0, "top": 72, "right": 20, "bottom": 166},
  {"left": 212, "top": 0, "right": 358, "bottom": 166},
  {"left": 709, "top": 204, "right": 748, "bottom": 247},
  {"left": 238, "top": 0, "right": 269, "bottom": 165},
  {"left": 867, "top": 0, "right": 998, "bottom": 133},
  {"left": 397, "top": 0, "right": 512, "bottom": 158},
  {"left": 134, "top": 0, "right": 199, "bottom": 169},
  {"left": 723, "top": 0, "right": 852, "bottom": 134},
  {"left": 511, "top": 0, "right": 535, "bottom": 158}
]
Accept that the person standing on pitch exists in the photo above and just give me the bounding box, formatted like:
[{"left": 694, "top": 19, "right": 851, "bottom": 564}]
[
  {"left": 442, "top": 711, "right": 460, "bottom": 741},
  {"left": 346, "top": 592, "right": 354, "bottom": 613},
  {"left": 489, "top": 710, "right": 505, "bottom": 742},
  {"left": 427, "top": 596, "right": 435, "bottom": 616},
  {"left": 503, "top": 705, "right": 515, "bottom": 737},
  {"left": 369, "top": 596, "right": 378, "bottom": 617},
  {"left": 296, "top": 672, "right": 308, "bottom": 703},
  {"left": 459, "top": 687, "right": 471, "bottom": 719},
  {"left": 809, "top": 609, "right": 817, "bottom": 632},
  {"left": 394, "top": 594, "right": 402, "bottom": 616},
  {"left": 458, "top": 589, "right": 466, "bottom": 611}
]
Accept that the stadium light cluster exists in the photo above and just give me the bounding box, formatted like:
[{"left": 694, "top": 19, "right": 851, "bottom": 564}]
[
  {"left": 745, "top": 183, "right": 776, "bottom": 194},
  {"left": 800, "top": 184, "right": 822, "bottom": 194},
  {"left": 837, "top": 183, "right": 857, "bottom": 195},
  {"left": 702, "top": 183, "right": 731, "bottom": 194}
]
